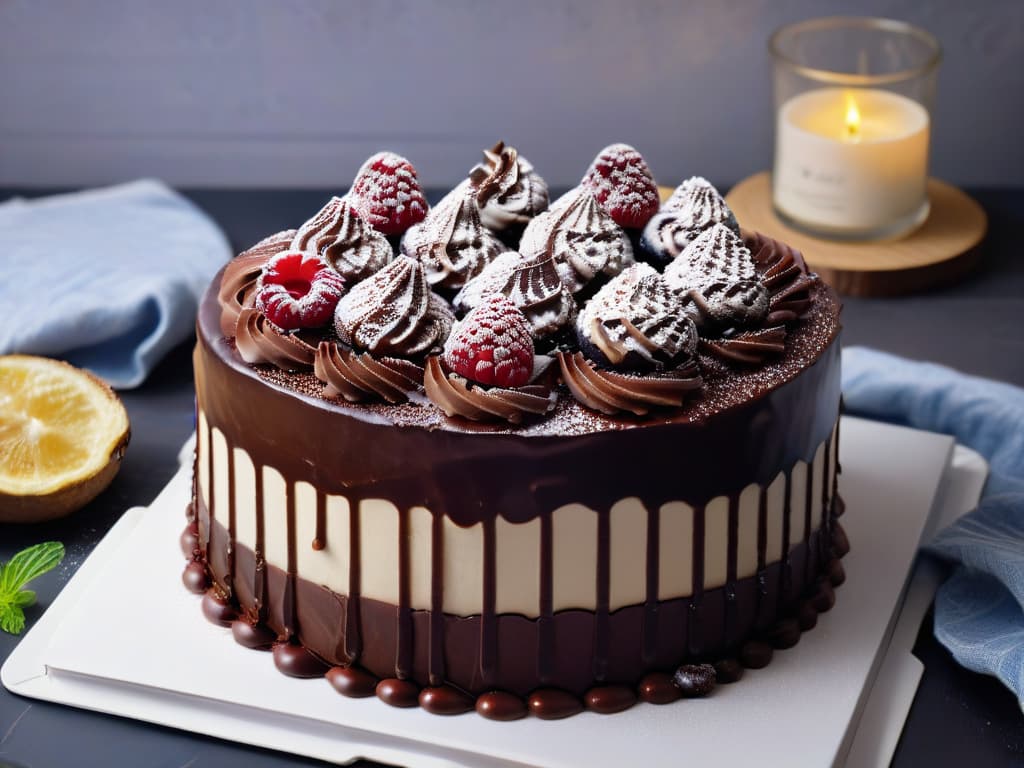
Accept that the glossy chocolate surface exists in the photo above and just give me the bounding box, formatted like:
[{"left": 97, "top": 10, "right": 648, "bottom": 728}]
[{"left": 196, "top": 271, "right": 841, "bottom": 528}]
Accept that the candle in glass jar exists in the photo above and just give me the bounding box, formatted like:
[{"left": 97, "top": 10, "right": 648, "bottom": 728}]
[{"left": 773, "top": 87, "right": 930, "bottom": 235}]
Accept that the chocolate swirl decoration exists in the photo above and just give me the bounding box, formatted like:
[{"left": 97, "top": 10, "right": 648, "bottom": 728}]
[
  {"left": 218, "top": 230, "right": 295, "bottom": 337},
  {"left": 453, "top": 252, "right": 575, "bottom": 339},
  {"left": 743, "top": 230, "right": 819, "bottom": 325},
  {"left": 313, "top": 341, "right": 423, "bottom": 404},
  {"left": 469, "top": 141, "right": 550, "bottom": 232},
  {"left": 451, "top": 251, "right": 524, "bottom": 315},
  {"left": 423, "top": 356, "right": 557, "bottom": 424},
  {"left": 401, "top": 183, "right": 509, "bottom": 292},
  {"left": 291, "top": 197, "right": 392, "bottom": 284},
  {"left": 504, "top": 255, "right": 577, "bottom": 339},
  {"left": 235, "top": 308, "right": 316, "bottom": 371},
  {"left": 557, "top": 352, "right": 702, "bottom": 417},
  {"left": 334, "top": 255, "right": 454, "bottom": 357},
  {"left": 640, "top": 178, "right": 739, "bottom": 264},
  {"left": 576, "top": 263, "right": 697, "bottom": 371},
  {"left": 700, "top": 326, "right": 787, "bottom": 367},
  {"left": 519, "top": 187, "right": 633, "bottom": 294}
]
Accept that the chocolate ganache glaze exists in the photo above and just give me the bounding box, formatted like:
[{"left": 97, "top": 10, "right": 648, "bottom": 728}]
[{"left": 192, "top": 215, "right": 843, "bottom": 717}]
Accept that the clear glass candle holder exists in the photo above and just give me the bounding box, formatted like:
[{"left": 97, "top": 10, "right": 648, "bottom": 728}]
[{"left": 770, "top": 17, "right": 941, "bottom": 241}]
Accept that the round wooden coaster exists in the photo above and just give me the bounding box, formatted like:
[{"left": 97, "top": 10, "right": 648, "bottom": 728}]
[{"left": 718, "top": 172, "right": 987, "bottom": 297}]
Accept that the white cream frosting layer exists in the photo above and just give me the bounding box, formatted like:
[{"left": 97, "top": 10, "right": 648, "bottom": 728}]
[{"left": 198, "top": 410, "right": 838, "bottom": 618}]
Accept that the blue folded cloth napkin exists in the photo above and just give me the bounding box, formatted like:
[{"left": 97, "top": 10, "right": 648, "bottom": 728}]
[
  {"left": 843, "top": 347, "right": 1024, "bottom": 703},
  {"left": 0, "top": 180, "right": 232, "bottom": 388}
]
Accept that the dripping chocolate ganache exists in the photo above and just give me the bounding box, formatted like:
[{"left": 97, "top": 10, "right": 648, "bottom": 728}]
[{"left": 184, "top": 142, "right": 846, "bottom": 720}]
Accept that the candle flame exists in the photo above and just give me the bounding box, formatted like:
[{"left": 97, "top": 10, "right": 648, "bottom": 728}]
[{"left": 845, "top": 95, "right": 862, "bottom": 143}]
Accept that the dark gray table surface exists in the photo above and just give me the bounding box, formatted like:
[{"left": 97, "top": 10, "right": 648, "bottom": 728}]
[{"left": 1, "top": 187, "right": 1022, "bottom": 768}]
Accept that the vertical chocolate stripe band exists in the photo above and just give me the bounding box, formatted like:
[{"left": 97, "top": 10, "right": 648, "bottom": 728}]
[
  {"left": 594, "top": 508, "right": 611, "bottom": 681},
  {"left": 538, "top": 510, "right": 554, "bottom": 684},
  {"left": 226, "top": 439, "right": 236, "bottom": 595},
  {"left": 428, "top": 512, "right": 445, "bottom": 687},
  {"left": 642, "top": 503, "right": 660, "bottom": 665},
  {"left": 480, "top": 516, "right": 497, "bottom": 686},
  {"left": 396, "top": 507, "right": 412, "bottom": 679}
]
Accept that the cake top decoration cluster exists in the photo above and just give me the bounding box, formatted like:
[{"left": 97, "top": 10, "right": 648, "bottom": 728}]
[{"left": 219, "top": 142, "right": 820, "bottom": 424}]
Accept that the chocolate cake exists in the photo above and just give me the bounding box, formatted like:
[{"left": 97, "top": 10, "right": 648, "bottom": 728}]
[{"left": 183, "top": 142, "right": 846, "bottom": 720}]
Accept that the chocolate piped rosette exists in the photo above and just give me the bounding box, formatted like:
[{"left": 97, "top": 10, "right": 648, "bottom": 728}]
[
  {"left": 401, "top": 182, "right": 510, "bottom": 293},
  {"left": 468, "top": 140, "right": 549, "bottom": 240},
  {"left": 191, "top": 142, "right": 845, "bottom": 721}
]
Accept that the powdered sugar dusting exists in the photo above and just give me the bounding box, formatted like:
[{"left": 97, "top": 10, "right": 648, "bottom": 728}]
[
  {"left": 349, "top": 151, "right": 429, "bottom": 236},
  {"left": 333, "top": 255, "right": 453, "bottom": 356},
  {"left": 663, "top": 223, "right": 756, "bottom": 293},
  {"left": 442, "top": 294, "right": 534, "bottom": 388},
  {"left": 577, "top": 263, "right": 697, "bottom": 370},
  {"left": 581, "top": 143, "right": 660, "bottom": 228}
]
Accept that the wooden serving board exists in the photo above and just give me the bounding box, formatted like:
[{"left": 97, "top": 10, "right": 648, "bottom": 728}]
[{"left": 716, "top": 172, "right": 987, "bottom": 297}]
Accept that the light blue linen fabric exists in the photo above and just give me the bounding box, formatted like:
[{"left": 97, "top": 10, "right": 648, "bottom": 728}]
[
  {"left": 0, "top": 180, "right": 231, "bottom": 388},
  {"left": 842, "top": 346, "right": 1024, "bottom": 702}
]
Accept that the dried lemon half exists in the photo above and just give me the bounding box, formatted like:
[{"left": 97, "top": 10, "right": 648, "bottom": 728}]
[{"left": 0, "top": 355, "right": 130, "bottom": 523}]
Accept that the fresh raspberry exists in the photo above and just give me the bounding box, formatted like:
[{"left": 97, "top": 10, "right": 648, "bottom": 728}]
[
  {"left": 442, "top": 294, "right": 534, "bottom": 388},
  {"left": 349, "top": 151, "right": 429, "bottom": 236},
  {"left": 581, "top": 143, "right": 659, "bottom": 229},
  {"left": 255, "top": 251, "right": 345, "bottom": 330}
]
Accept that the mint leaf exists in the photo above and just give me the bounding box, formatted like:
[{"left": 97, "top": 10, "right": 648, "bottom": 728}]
[
  {"left": 0, "top": 605, "right": 25, "bottom": 635},
  {"left": 0, "top": 542, "right": 64, "bottom": 595},
  {"left": 0, "top": 542, "right": 64, "bottom": 635}
]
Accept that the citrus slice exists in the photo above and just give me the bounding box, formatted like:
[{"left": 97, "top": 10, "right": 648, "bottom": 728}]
[{"left": 0, "top": 355, "right": 130, "bottom": 523}]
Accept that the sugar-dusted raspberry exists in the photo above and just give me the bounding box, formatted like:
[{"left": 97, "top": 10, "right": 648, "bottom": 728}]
[
  {"left": 442, "top": 294, "right": 534, "bottom": 388},
  {"left": 255, "top": 251, "right": 345, "bottom": 330},
  {"left": 349, "top": 151, "right": 429, "bottom": 236},
  {"left": 581, "top": 143, "right": 659, "bottom": 229}
]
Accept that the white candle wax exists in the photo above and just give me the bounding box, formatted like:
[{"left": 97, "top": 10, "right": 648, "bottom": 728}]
[{"left": 773, "top": 87, "right": 930, "bottom": 235}]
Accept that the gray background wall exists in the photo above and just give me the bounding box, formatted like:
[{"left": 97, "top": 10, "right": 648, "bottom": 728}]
[{"left": 1, "top": 0, "right": 1022, "bottom": 190}]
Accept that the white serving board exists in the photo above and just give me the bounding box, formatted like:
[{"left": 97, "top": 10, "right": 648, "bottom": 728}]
[{"left": 2, "top": 417, "right": 980, "bottom": 768}]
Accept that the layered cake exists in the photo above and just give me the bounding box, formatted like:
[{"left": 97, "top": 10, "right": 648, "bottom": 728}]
[{"left": 183, "top": 142, "right": 846, "bottom": 720}]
